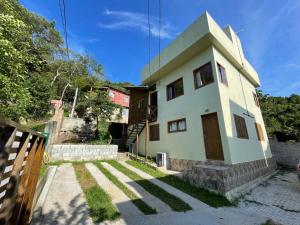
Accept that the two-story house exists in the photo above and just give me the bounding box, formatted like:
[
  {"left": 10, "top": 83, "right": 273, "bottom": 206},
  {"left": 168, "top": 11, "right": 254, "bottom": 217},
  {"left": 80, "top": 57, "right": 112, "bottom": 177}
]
[{"left": 126, "top": 12, "right": 276, "bottom": 198}]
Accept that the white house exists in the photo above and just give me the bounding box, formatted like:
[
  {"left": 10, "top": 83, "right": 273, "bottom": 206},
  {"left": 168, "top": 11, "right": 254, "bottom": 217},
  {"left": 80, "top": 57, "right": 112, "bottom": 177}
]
[{"left": 126, "top": 12, "right": 276, "bottom": 198}]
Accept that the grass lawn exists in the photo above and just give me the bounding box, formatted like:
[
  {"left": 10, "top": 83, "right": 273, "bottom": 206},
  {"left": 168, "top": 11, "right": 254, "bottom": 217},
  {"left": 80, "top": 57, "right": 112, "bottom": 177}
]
[
  {"left": 73, "top": 163, "right": 121, "bottom": 222},
  {"left": 106, "top": 160, "right": 192, "bottom": 212},
  {"left": 126, "top": 160, "right": 233, "bottom": 208},
  {"left": 39, "top": 161, "right": 67, "bottom": 178},
  {"left": 93, "top": 162, "right": 156, "bottom": 215}
]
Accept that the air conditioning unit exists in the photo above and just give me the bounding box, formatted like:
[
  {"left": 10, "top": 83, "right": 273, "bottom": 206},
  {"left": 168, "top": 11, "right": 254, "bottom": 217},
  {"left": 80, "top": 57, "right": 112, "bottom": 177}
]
[{"left": 156, "top": 152, "right": 167, "bottom": 167}]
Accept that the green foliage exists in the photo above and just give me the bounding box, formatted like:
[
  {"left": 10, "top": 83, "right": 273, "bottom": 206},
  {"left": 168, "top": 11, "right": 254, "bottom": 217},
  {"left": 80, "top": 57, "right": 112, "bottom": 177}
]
[
  {"left": 258, "top": 91, "right": 300, "bottom": 141},
  {"left": 0, "top": 0, "right": 108, "bottom": 122},
  {"left": 76, "top": 90, "right": 118, "bottom": 125},
  {"left": 26, "top": 74, "right": 52, "bottom": 119},
  {"left": 73, "top": 163, "right": 121, "bottom": 222}
]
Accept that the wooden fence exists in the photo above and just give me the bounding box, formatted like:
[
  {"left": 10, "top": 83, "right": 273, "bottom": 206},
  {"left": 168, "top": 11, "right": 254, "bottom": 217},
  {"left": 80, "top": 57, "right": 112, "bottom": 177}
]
[{"left": 0, "top": 118, "right": 46, "bottom": 225}]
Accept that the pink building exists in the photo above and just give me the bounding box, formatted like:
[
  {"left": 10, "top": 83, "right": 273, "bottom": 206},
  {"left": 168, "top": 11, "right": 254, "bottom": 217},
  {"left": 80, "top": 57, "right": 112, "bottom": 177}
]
[{"left": 99, "top": 86, "right": 130, "bottom": 124}]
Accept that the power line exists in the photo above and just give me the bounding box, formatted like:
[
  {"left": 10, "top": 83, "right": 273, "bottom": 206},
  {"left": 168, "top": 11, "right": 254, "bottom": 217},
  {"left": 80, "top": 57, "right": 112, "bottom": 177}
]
[
  {"left": 58, "top": 0, "right": 70, "bottom": 60},
  {"left": 158, "top": 0, "right": 161, "bottom": 78},
  {"left": 147, "top": 0, "right": 151, "bottom": 79}
]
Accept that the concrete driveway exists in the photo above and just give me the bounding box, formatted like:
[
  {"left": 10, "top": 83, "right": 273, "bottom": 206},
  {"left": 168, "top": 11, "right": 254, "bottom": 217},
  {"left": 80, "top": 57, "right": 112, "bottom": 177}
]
[{"left": 237, "top": 170, "right": 300, "bottom": 225}]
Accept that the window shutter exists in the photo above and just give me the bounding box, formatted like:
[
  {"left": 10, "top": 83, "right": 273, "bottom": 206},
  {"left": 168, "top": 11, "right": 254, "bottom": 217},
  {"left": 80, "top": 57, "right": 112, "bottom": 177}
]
[{"left": 255, "top": 123, "right": 264, "bottom": 141}]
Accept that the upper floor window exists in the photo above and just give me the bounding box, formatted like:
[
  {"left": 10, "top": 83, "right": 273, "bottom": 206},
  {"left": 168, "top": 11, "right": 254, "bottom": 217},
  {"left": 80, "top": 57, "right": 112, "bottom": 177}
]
[
  {"left": 194, "top": 62, "right": 214, "bottom": 89},
  {"left": 109, "top": 91, "right": 115, "bottom": 98},
  {"left": 217, "top": 63, "right": 228, "bottom": 86},
  {"left": 168, "top": 118, "right": 187, "bottom": 133},
  {"left": 125, "top": 97, "right": 129, "bottom": 102},
  {"left": 167, "top": 78, "right": 184, "bottom": 101},
  {"left": 253, "top": 92, "right": 260, "bottom": 107},
  {"left": 234, "top": 114, "right": 249, "bottom": 139},
  {"left": 138, "top": 99, "right": 144, "bottom": 108},
  {"left": 255, "top": 122, "right": 265, "bottom": 141}
]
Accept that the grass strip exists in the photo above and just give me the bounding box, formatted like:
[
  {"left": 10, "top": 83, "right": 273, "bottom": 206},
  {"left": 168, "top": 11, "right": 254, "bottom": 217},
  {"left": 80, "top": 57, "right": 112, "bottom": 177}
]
[
  {"left": 93, "top": 162, "right": 156, "bottom": 215},
  {"left": 73, "top": 163, "right": 121, "bottom": 222},
  {"left": 126, "top": 160, "right": 233, "bottom": 208},
  {"left": 39, "top": 161, "right": 67, "bottom": 178},
  {"left": 106, "top": 160, "right": 192, "bottom": 212}
]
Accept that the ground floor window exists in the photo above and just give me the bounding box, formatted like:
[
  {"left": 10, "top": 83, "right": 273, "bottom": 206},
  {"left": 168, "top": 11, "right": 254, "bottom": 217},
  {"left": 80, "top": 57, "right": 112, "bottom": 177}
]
[
  {"left": 149, "top": 124, "right": 160, "bottom": 141},
  {"left": 168, "top": 118, "right": 187, "bottom": 133}
]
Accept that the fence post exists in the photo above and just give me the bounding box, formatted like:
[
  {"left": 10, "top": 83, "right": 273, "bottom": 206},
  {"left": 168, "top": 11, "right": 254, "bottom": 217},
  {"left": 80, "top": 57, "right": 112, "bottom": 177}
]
[
  {"left": 10, "top": 136, "right": 38, "bottom": 225},
  {"left": 18, "top": 138, "right": 45, "bottom": 225}
]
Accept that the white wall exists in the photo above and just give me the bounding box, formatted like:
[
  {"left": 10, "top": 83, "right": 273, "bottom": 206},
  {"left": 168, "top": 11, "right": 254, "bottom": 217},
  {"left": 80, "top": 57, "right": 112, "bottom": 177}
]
[
  {"left": 138, "top": 47, "right": 232, "bottom": 163},
  {"left": 212, "top": 47, "right": 272, "bottom": 164}
]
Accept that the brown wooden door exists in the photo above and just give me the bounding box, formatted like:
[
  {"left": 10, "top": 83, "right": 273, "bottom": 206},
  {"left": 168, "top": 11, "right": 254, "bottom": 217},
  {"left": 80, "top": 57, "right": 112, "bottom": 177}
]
[{"left": 201, "top": 113, "right": 224, "bottom": 160}]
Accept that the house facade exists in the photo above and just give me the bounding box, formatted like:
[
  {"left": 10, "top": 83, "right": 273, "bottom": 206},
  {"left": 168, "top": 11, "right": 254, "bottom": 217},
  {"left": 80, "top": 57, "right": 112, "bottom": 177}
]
[
  {"left": 100, "top": 86, "right": 129, "bottom": 123},
  {"left": 127, "top": 12, "right": 276, "bottom": 198}
]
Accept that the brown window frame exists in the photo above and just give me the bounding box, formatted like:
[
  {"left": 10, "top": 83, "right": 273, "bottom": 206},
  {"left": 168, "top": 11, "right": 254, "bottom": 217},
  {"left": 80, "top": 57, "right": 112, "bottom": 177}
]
[
  {"left": 166, "top": 78, "right": 184, "bottom": 101},
  {"left": 217, "top": 63, "right": 228, "bottom": 86},
  {"left": 234, "top": 114, "right": 249, "bottom": 139},
  {"left": 149, "top": 124, "right": 160, "bottom": 141},
  {"left": 255, "top": 122, "right": 265, "bottom": 141},
  {"left": 168, "top": 118, "right": 187, "bottom": 133},
  {"left": 193, "top": 62, "right": 214, "bottom": 89},
  {"left": 253, "top": 92, "right": 260, "bottom": 107}
]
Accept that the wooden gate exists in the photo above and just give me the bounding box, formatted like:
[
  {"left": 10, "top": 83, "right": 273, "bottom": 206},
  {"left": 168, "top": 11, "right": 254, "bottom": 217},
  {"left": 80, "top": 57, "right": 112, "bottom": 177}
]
[{"left": 0, "top": 118, "right": 46, "bottom": 225}]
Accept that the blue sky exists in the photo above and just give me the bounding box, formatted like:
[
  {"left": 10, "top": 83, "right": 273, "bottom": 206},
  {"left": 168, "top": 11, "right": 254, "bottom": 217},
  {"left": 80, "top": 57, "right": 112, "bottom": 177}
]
[{"left": 21, "top": 0, "right": 300, "bottom": 96}]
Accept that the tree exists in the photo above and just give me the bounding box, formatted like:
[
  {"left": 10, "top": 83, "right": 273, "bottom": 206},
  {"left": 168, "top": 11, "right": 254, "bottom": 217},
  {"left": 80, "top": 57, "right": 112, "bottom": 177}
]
[{"left": 258, "top": 90, "right": 300, "bottom": 141}]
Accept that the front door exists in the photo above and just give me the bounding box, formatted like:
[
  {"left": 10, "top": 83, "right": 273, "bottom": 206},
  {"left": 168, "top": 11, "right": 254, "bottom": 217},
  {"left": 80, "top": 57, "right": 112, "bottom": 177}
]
[{"left": 201, "top": 113, "right": 224, "bottom": 160}]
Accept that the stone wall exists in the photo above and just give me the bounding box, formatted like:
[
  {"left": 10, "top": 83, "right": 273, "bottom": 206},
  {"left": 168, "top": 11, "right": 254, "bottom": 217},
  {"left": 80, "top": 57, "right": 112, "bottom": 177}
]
[
  {"left": 167, "top": 158, "right": 199, "bottom": 171},
  {"left": 270, "top": 139, "right": 300, "bottom": 168},
  {"left": 180, "top": 157, "right": 277, "bottom": 198},
  {"left": 47, "top": 144, "right": 118, "bottom": 161}
]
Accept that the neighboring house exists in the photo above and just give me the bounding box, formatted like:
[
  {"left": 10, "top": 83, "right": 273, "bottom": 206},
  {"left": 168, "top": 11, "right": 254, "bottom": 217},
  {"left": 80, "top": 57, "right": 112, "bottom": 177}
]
[
  {"left": 100, "top": 86, "right": 129, "bottom": 149},
  {"left": 126, "top": 12, "right": 276, "bottom": 198},
  {"left": 99, "top": 86, "right": 130, "bottom": 123}
]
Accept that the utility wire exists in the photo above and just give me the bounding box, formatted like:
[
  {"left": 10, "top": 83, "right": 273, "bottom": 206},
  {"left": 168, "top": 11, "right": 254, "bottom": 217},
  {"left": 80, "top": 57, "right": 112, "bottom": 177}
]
[
  {"left": 147, "top": 0, "right": 151, "bottom": 80},
  {"left": 59, "top": 0, "right": 70, "bottom": 60},
  {"left": 158, "top": 0, "right": 161, "bottom": 79}
]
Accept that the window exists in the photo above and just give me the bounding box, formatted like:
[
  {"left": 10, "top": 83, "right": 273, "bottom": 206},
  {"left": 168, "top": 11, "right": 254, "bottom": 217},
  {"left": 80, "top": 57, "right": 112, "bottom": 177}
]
[
  {"left": 217, "top": 63, "right": 228, "bottom": 86},
  {"left": 194, "top": 62, "right": 214, "bottom": 89},
  {"left": 167, "top": 78, "right": 184, "bottom": 101},
  {"left": 149, "top": 124, "right": 160, "bottom": 141},
  {"left": 234, "top": 114, "right": 249, "bottom": 139},
  {"left": 168, "top": 118, "right": 187, "bottom": 133},
  {"left": 253, "top": 92, "right": 260, "bottom": 107},
  {"left": 109, "top": 91, "right": 115, "bottom": 98},
  {"left": 125, "top": 97, "right": 129, "bottom": 102},
  {"left": 255, "top": 122, "right": 265, "bottom": 141},
  {"left": 138, "top": 99, "right": 144, "bottom": 108}
]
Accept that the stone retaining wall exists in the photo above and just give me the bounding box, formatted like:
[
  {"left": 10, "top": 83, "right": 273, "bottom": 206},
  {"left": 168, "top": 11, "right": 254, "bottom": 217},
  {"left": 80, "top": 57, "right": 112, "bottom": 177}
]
[
  {"left": 168, "top": 158, "right": 200, "bottom": 171},
  {"left": 178, "top": 157, "right": 277, "bottom": 198},
  {"left": 270, "top": 139, "right": 300, "bottom": 168},
  {"left": 47, "top": 144, "right": 118, "bottom": 161}
]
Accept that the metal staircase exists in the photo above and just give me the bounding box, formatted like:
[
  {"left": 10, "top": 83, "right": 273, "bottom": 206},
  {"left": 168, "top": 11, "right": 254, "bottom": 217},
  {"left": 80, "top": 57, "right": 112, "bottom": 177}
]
[
  {"left": 124, "top": 105, "right": 157, "bottom": 147},
  {"left": 126, "top": 120, "right": 146, "bottom": 146}
]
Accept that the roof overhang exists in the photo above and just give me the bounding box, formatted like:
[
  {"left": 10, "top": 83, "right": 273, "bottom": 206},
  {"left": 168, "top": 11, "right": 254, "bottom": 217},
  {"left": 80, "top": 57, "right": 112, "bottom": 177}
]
[{"left": 141, "top": 12, "right": 260, "bottom": 87}]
